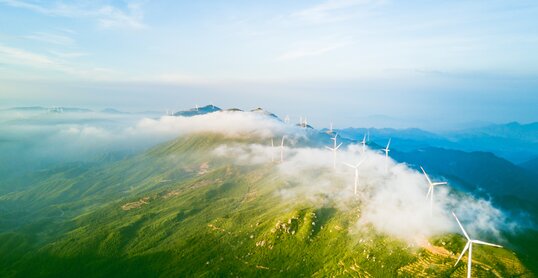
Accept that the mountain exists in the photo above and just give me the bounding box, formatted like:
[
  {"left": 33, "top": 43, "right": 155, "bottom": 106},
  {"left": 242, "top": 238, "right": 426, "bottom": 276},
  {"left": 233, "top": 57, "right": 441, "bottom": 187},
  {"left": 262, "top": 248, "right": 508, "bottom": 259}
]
[
  {"left": 392, "top": 147, "right": 538, "bottom": 202},
  {"left": 173, "top": 105, "right": 221, "bottom": 117},
  {"left": 444, "top": 122, "right": 538, "bottom": 163},
  {"left": 101, "top": 108, "right": 128, "bottom": 114},
  {"left": 250, "top": 107, "right": 279, "bottom": 119},
  {"left": 337, "top": 122, "right": 538, "bottom": 164},
  {"left": 0, "top": 109, "right": 537, "bottom": 276},
  {"left": 520, "top": 156, "right": 538, "bottom": 175},
  {"left": 0, "top": 132, "right": 534, "bottom": 277},
  {"left": 338, "top": 127, "right": 453, "bottom": 152},
  {"left": 5, "top": 106, "right": 49, "bottom": 111}
]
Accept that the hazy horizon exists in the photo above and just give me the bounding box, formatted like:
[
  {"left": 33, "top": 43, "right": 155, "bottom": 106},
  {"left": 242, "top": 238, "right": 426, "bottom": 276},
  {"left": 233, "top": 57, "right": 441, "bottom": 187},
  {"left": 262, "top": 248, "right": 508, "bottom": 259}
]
[{"left": 1, "top": 0, "right": 538, "bottom": 129}]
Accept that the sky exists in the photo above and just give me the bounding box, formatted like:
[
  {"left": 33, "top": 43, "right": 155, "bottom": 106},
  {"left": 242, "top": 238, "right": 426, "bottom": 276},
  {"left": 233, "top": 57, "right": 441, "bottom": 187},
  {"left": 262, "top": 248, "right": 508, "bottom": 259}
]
[{"left": 0, "top": 0, "right": 537, "bottom": 130}]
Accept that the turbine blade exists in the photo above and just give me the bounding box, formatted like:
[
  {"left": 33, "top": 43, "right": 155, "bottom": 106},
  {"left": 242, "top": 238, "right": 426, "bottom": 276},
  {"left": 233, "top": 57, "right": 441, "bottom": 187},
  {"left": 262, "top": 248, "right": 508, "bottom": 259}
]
[
  {"left": 420, "top": 166, "right": 433, "bottom": 185},
  {"left": 472, "top": 240, "right": 503, "bottom": 248},
  {"left": 452, "top": 212, "right": 470, "bottom": 240},
  {"left": 454, "top": 241, "right": 470, "bottom": 266},
  {"left": 335, "top": 143, "right": 343, "bottom": 150},
  {"left": 386, "top": 138, "right": 391, "bottom": 149},
  {"left": 426, "top": 185, "right": 432, "bottom": 198},
  {"left": 325, "top": 146, "right": 333, "bottom": 151},
  {"left": 433, "top": 182, "right": 448, "bottom": 186},
  {"left": 343, "top": 162, "right": 355, "bottom": 168}
]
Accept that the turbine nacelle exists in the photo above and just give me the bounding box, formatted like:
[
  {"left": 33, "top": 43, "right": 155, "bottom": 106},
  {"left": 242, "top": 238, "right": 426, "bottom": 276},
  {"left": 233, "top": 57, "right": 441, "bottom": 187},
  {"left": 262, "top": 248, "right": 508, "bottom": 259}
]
[{"left": 452, "top": 212, "right": 503, "bottom": 278}]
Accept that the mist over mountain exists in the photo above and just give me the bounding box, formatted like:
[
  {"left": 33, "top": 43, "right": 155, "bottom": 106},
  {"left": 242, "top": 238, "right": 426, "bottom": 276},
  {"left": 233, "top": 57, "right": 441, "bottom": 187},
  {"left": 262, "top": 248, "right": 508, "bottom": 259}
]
[{"left": 0, "top": 105, "right": 537, "bottom": 276}]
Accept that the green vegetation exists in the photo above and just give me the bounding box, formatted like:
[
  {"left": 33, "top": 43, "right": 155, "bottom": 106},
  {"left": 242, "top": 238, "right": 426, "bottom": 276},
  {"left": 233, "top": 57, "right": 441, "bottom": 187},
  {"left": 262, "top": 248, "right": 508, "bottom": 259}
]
[{"left": 0, "top": 134, "right": 534, "bottom": 277}]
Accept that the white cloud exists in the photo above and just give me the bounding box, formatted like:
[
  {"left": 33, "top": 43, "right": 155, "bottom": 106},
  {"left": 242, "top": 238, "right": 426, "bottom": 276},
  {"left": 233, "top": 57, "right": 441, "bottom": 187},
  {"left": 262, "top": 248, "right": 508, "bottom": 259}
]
[
  {"left": 291, "top": 0, "right": 381, "bottom": 23},
  {"left": 0, "top": 108, "right": 519, "bottom": 245},
  {"left": 0, "top": 0, "right": 146, "bottom": 30},
  {"left": 0, "top": 44, "right": 121, "bottom": 80},
  {"left": 212, "top": 140, "right": 514, "bottom": 243},
  {"left": 0, "top": 44, "right": 56, "bottom": 67},
  {"left": 24, "top": 32, "right": 75, "bottom": 46}
]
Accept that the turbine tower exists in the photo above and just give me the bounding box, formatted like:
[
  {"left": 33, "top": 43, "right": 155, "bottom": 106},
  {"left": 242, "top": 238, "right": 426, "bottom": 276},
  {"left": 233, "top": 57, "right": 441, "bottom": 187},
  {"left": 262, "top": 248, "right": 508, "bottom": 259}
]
[
  {"left": 421, "top": 166, "right": 448, "bottom": 215},
  {"left": 360, "top": 134, "right": 367, "bottom": 154},
  {"left": 343, "top": 156, "right": 367, "bottom": 195},
  {"left": 452, "top": 212, "right": 503, "bottom": 278},
  {"left": 383, "top": 138, "right": 391, "bottom": 172},
  {"left": 325, "top": 133, "right": 342, "bottom": 169},
  {"left": 271, "top": 138, "right": 275, "bottom": 162},
  {"left": 280, "top": 135, "right": 286, "bottom": 162}
]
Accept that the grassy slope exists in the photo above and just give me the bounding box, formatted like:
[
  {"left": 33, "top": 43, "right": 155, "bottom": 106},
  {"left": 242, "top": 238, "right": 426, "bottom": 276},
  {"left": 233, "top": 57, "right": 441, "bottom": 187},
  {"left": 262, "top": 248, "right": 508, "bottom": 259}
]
[{"left": 0, "top": 133, "right": 534, "bottom": 277}]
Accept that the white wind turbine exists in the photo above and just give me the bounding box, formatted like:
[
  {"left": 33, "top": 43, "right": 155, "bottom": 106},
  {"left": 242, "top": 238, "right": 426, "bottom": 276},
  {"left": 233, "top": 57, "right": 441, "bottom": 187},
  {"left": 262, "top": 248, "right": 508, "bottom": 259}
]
[
  {"left": 382, "top": 138, "right": 391, "bottom": 172},
  {"left": 271, "top": 138, "right": 275, "bottom": 162},
  {"left": 452, "top": 212, "right": 503, "bottom": 278},
  {"left": 284, "top": 115, "right": 290, "bottom": 124},
  {"left": 343, "top": 156, "right": 367, "bottom": 195},
  {"left": 421, "top": 166, "right": 448, "bottom": 215},
  {"left": 360, "top": 134, "right": 367, "bottom": 154},
  {"left": 325, "top": 133, "right": 343, "bottom": 169},
  {"left": 280, "top": 135, "right": 286, "bottom": 162},
  {"left": 328, "top": 122, "right": 333, "bottom": 134}
]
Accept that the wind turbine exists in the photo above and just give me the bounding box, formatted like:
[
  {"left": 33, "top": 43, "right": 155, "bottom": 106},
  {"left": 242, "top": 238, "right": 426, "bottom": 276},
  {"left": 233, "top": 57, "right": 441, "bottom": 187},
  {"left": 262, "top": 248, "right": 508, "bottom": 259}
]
[
  {"left": 284, "top": 115, "right": 290, "bottom": 124},
  {"left": 343, "top": 156, "right": 367, "bottom": 195},
  {"left": 271, "top": 138, "right": 275, "bottom": 162},
  {"left": 382, "top": 138, "right": 391, "bottom": 172},
  {"left": 303, "top": 117, "right": 308, "bottom": 128},
  {"left": 360, "top": 134, "right": 367, "bottom": 154},
  {"left": 452, "top": 212, "right": 503, "bottom": 278},
  {"left": 328, "top": 122, "right": 333, "bottom": 134},
  {"left": 280, "top": 135, "right": 286, "bottom": 162},
  {"left": 421, "top": 166, "right": 448, "bottom": 215},
  {"left": 325, "top": 133, "right": 343, "bottom": 169},
  {"left": 195, "top": 104, "right": 199, "bottom": 111}
]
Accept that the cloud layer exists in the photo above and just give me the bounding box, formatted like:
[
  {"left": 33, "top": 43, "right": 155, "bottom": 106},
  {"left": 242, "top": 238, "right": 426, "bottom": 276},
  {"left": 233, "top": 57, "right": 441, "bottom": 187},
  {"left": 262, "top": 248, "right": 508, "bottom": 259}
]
[{"left": 0, "top": 108, "right": 513, "bottom": 244}]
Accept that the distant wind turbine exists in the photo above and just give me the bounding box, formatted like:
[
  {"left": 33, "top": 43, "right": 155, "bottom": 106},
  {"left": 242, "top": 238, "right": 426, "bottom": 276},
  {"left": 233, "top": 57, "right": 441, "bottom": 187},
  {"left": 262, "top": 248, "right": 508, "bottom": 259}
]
[
  {"left": 343, "top": 156, "right": 367, "bottom": 195},
  {"left": 452, "top": 212, "right": 503, "bottom": 278},
  {"left": 271, "top": 138, "right": 275, "bottom": 162},
  {"left": 284, "top": 115, "right": 290, "bottom": 124},
  {"left": 360, "top": 134, "right": 367, "bottom": 154},
  {"left": 325, "top": 133, "right": 343, "bottom": 169},
  {"left": 383, "top": 138, "right": 391, "bottom": 172},
  {"left": 280, "top": 135, "right": 286, "bottom": 162},
  {"left": 195, "top": 104, "right": 199, "bottom": 111},
  {"left": 421, "top": 166, "right": 448, "bottom": 215},
  {"left": 328, "top": 122, "right": 333, "bottom": 134}
]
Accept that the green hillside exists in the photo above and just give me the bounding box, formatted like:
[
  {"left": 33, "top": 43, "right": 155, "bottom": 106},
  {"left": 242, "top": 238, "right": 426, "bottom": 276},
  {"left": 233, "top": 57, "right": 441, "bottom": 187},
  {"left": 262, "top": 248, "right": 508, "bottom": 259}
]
[{"left": 0, "top": 133, "right": 534, "bottom": 277}]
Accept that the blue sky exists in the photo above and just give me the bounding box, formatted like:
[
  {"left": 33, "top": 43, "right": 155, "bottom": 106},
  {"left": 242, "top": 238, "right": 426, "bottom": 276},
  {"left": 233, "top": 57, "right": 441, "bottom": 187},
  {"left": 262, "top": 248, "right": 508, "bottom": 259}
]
[{"left": 1, "top": 0, "right": 537, "bottom": 130}]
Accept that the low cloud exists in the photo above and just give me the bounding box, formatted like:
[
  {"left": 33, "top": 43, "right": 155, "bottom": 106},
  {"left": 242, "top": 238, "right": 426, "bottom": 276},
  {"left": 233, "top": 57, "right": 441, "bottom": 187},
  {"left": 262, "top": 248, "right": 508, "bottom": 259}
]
[
  {"left": 0, "top": 108, "right": 516, "bottom": 244},
  {"left": 212, "top": 140, "right": 514, "bottom": 243}
]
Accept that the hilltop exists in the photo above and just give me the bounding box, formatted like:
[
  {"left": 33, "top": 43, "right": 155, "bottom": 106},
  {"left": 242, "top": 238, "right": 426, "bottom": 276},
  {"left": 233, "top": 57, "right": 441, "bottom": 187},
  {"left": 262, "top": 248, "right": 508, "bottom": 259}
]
[{"left": 0, "top": 107, "right": 536, "bottom": 277}]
